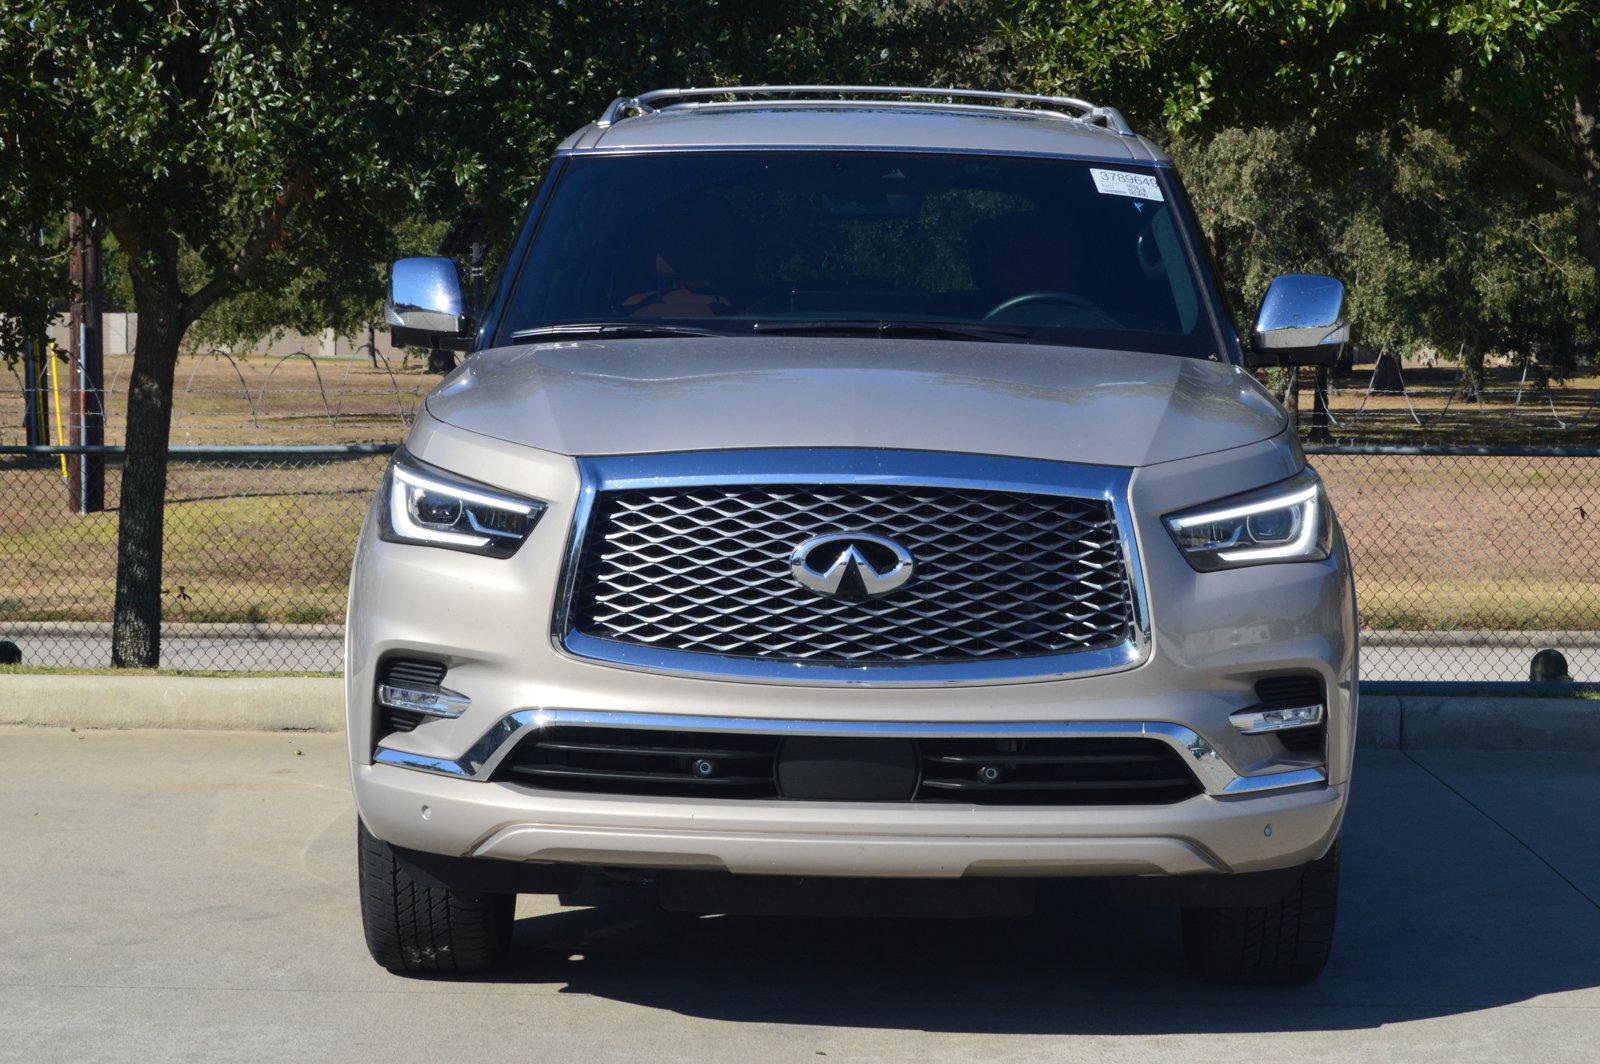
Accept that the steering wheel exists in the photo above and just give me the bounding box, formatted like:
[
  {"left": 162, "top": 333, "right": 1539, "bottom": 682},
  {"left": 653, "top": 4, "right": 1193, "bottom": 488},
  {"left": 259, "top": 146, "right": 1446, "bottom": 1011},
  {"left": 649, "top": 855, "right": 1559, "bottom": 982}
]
[{"left": 982, "top": 291, "right": 1121, "bottom": 329}]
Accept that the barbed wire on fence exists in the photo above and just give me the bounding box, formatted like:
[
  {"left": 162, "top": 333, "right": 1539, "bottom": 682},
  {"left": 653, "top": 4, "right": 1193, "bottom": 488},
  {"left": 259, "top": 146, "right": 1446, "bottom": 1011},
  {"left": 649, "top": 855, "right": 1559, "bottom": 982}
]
[{"left": 0, "top": 346, "right": 432, "bottom": 449}]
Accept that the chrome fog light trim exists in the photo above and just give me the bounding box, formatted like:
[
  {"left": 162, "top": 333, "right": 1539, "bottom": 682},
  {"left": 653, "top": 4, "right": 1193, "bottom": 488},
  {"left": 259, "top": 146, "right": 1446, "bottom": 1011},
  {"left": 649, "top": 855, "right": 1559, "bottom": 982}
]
[
  {"left": 1229, "top": 703, "right": 1324, "bottom": 735},
  {"left": 377, "top": 683, "right": 472, "bottom": 719}
]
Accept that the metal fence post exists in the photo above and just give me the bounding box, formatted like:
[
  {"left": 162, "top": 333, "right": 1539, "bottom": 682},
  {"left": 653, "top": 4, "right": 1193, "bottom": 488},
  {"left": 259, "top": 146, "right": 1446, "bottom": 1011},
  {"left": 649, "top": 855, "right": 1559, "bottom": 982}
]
[{"left": 67, "top": 211, "right": 105, "bottom": 514}]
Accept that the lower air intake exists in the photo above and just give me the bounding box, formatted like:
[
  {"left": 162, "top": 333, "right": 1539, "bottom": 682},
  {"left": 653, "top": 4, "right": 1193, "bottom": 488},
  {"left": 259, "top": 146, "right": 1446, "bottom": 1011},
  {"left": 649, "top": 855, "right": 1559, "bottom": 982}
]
[
  {"left": 493, "top": 728, "right": 1201, "bottom": 805},
  {"left": 915, "top": 736, "right": 1201, "bottom": 805}
]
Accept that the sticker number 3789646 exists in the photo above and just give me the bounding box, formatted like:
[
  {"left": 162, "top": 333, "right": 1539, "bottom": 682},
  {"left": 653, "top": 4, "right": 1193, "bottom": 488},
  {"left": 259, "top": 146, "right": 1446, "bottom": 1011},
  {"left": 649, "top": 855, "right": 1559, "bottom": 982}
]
[{"left": 1089, "top": 168, "right": 1164, "bottom": 202}]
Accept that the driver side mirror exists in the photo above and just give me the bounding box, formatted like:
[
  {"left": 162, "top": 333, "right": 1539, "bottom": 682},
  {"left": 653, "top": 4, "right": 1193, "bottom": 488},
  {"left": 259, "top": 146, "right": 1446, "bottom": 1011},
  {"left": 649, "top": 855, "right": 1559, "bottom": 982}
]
[
  {"left": 1246, "top": 274, "right": 1350, "bottom": 368},
  {"left": 386, "top": 257, "right": 473, "bottom": 350}
]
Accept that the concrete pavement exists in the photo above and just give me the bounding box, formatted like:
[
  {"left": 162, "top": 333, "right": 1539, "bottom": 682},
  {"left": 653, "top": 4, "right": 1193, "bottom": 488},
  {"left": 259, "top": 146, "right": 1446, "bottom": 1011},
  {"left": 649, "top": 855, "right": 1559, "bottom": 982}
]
[{"left": 1, "top": 727, "right": 1598, "bottom": 1063}]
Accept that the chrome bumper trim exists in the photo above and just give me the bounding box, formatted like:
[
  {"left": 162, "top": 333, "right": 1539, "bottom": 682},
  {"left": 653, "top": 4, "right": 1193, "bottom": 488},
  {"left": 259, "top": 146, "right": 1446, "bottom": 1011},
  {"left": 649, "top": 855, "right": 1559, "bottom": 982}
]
[{"left": 372, "top": 709, "right": 1327, "bottom": 798}]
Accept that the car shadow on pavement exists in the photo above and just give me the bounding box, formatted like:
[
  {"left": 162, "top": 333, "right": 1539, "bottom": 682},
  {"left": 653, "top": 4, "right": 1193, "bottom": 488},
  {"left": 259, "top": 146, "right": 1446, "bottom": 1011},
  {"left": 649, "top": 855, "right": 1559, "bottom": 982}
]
[
  {"left": 472, "top": 871, "right": 1598, "bottom": 1035},
  {"left": 430, "top": 753, "right": 1600, "bottom": 1034}
]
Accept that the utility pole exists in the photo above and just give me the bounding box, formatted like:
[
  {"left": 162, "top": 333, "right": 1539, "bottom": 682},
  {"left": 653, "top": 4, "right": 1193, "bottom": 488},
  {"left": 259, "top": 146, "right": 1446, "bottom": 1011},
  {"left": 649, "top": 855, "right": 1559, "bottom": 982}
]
[
  {"left": 67, "top": 210, "right": 105, "bottom": 513},
  {"left": 20, "top": 336, "right": 48, "bottom": 446}
]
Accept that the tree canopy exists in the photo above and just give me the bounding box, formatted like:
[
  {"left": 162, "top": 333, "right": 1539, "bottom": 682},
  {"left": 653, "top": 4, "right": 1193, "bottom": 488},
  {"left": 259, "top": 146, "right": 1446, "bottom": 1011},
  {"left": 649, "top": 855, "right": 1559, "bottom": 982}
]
[
  {"left": 1, "top": 0, "right": 1598, "bottom": 666},
  {"left": 1001, "top": 0, "right": 1600, "bottom": 350},
  {"left": 0, "top": 0, "right": 989, "bottom": 664}
]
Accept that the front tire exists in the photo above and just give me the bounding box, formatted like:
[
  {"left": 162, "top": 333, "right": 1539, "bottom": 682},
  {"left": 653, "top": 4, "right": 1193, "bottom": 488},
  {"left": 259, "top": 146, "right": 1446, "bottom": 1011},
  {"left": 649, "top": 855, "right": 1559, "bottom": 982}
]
[
  {"left": 357, "top": 820, "right": 515, "bottom": 973},
  {"left": 1181, "top": 838, "right": 1340, "bottom": 984}
]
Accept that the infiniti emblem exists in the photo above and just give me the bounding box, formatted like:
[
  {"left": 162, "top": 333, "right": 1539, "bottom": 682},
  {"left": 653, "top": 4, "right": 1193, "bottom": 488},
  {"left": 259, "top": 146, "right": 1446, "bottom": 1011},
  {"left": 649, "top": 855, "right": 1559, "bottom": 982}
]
[{"left": 789, "top": 532, "right": 914, "bottom": 600}]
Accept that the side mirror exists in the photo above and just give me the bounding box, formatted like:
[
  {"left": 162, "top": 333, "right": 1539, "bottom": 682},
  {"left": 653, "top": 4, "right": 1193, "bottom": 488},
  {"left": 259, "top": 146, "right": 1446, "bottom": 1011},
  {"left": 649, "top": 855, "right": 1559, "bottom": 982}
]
[
  {"left": 1246, "top": 274, "right": 1350, "bottom": 368},
  {"left": 386, "top": 257, "right": 471, "bottom": 350}
]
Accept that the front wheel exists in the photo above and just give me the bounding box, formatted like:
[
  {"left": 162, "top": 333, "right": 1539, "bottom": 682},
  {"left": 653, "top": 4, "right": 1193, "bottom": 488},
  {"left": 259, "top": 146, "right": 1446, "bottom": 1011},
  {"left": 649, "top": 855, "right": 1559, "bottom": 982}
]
[
  {"left": 1181, "top": 838, "right": 1341, "bottom": 984},
  {"left": 357, "top": 820, "right": 515, "bottom": 973}
]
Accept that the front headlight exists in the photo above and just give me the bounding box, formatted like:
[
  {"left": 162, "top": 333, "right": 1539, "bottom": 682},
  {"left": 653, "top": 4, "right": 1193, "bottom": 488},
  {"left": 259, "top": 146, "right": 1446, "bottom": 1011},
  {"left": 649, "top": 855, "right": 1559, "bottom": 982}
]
[
  {"left": 379, "top": 450, "right": 546, "bottom": 558},
  {"left": 1163, "top": 469, "right": 1331, "bottom": 572}
]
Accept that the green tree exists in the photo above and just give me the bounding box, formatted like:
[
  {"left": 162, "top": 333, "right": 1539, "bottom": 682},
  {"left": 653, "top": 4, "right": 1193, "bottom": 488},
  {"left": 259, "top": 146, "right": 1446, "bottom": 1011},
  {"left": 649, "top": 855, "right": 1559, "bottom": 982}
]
[
  {"left": 0, "top": 1, "right": 992, "bottom": 666},
  {"left": 109, "top": 0, "right": 1004, "bottom": 357},
  {"left": 1172, "top": 122, "right": 1593, "bottom": 372},
  {"left": 1000, "top": 1, "right": 1600, "bottom": 337},
  {"left": 1, "top": 3, "right": 529, "bottom": 664}
]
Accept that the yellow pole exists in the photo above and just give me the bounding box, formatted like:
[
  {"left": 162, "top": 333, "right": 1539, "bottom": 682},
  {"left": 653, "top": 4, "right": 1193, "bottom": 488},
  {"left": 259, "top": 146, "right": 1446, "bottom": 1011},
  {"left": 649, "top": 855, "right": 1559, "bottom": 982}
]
[{"left": 46, "top": 339, "right": 68, "bottom": 479}]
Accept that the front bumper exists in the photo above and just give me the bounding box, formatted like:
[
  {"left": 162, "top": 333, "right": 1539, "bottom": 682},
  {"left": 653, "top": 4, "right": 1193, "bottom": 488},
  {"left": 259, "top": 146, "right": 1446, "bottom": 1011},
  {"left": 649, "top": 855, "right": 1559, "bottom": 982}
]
[
  {"left": 355, "top": 738, "right": 1343, "bottom": 878},
  {"left": 348, "top": 425, "right": 1357, "bottom": 882}
]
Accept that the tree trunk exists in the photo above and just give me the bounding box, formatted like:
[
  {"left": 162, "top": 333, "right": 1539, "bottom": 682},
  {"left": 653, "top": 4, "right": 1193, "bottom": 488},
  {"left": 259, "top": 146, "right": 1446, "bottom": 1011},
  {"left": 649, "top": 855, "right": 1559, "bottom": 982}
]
[
  {"left": 1576, "top": 197, "right": 1600, "bottom": 315},
  {"left": 111, "top": 291, "right": 184, "bottom": 668},
  {"left": 1563, "top": 21, "right": 1600, "bottom": 341}
]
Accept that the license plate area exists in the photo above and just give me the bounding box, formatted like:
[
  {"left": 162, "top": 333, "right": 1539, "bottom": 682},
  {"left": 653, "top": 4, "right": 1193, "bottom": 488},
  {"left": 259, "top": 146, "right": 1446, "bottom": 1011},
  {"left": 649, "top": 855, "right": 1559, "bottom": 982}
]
[{"left": 775, "top": 736, "right": 919, "bottom": 801}]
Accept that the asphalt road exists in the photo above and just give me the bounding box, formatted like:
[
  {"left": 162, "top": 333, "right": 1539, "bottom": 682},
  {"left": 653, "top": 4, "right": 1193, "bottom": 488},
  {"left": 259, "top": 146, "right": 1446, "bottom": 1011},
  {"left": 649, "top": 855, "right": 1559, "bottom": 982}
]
[
  {"left": 2, "top": 727, "right": 1597, "bottom": 1063},
  {"left": 9, "top": 633, "right": 1588, "bottom": 681}
]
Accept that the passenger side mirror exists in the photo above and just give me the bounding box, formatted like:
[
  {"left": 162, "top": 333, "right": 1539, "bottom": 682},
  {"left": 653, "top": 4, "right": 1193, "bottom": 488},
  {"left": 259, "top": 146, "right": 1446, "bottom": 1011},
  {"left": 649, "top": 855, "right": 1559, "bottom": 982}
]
[
  {"left": 386, "top": 257, "right": 473, "bottom": 350},
  {"left": 1246, "top": 274, "right": 1350, "bottom": 368}
]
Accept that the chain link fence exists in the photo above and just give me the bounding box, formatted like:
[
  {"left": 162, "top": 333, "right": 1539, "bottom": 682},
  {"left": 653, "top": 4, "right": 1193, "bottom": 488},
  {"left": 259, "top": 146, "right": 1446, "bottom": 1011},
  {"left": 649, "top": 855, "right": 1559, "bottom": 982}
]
[
  {"left": 0, "top": 445, "right": 391, "bottom": 672},
  {"left": 3, "top": 443, "right": 1599, "bottom": 679},
  {"left": 1308, "top": 445, "right": 1600, "bottom": 682}
]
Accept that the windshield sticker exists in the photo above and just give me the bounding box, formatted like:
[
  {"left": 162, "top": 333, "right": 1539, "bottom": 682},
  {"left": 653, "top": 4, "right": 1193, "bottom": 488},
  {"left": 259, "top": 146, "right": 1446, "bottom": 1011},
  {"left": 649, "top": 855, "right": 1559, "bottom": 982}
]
[{"left": 1090, "top": 168, "right": 1164, "bottom": 202}]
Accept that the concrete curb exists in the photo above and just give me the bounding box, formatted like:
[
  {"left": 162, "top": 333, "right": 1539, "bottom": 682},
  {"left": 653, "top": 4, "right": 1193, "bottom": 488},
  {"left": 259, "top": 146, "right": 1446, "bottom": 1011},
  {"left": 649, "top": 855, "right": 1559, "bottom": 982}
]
[
  {"left": 0, "top": 675, "right": 342, "bottom": 731},
  {"left": 1358, "top": 694, "right": 1600, "bottom": 751},
  {"left": 3, "top": 676, "right": 1596, "bottom": 751}
]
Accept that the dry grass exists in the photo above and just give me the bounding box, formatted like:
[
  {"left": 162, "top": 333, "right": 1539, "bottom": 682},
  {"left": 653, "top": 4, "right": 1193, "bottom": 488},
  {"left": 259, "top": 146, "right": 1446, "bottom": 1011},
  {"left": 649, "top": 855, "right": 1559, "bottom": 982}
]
[
  {"left": 4, "top": 451, "right": 1598, "bottom": 632},
  {"left": 1316, "top": 454, "right": 1600, "bottom": 631},
  {"left": 5, "top": 351, "right": 1600, "bottom": 634},
  {"left": 0, "top": 456, "right": 380, "bottom": 625}
]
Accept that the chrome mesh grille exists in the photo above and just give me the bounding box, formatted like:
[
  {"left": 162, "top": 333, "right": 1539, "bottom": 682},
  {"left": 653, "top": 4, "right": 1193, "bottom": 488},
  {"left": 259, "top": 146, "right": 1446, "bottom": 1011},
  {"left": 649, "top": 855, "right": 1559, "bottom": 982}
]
[{"left": 567, "top": 483, "right": 1134, "bottom": 663}]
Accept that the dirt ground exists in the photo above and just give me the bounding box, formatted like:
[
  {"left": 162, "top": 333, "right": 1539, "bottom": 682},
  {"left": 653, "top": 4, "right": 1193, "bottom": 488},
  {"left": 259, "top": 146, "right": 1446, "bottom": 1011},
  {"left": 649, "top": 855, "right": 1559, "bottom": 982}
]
[
  {"left": 1302, "top": 360, "right": 1600, "bottom": 444},
  {"left": 1, "top": 350, "right": 432, "bottom": 447},
  {"left": 1315, "top": 454, "right": 1600, "bottom": 630},
  {"left": 0, "top": 455, "right": 382, "bottom": 626}
]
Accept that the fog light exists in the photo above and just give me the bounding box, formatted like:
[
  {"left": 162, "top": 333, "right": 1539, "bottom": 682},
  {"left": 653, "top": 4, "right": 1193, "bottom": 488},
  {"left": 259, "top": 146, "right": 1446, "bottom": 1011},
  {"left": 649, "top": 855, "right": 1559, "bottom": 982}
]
[
  {"left": 1229, "top": 703, "right": 1323, "bottom": 735},
  {"left": 377, "top": 683, "right": 471, "bottom": 719}
]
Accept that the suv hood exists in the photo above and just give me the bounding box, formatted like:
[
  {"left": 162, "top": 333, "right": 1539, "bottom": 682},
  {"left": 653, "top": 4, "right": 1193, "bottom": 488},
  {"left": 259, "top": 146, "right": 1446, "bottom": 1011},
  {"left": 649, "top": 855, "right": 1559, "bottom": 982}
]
[{"left": 425, "top": 337, "right": 1285, "bottom": 467}]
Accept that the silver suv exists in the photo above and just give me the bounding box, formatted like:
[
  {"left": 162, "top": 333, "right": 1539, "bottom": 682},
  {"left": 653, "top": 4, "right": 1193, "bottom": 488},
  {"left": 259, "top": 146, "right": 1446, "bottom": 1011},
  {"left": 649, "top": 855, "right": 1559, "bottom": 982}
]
[{"left": 350, "top": 87, "right": 1357, "bottom": 984}]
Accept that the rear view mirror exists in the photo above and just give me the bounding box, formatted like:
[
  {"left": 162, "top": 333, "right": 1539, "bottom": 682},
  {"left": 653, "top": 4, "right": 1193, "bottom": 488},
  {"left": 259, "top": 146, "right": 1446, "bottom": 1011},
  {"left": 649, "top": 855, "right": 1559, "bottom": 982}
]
[
  {"left": 386, "top": 257, "right": 472, "bottom": 350},
  {"left": 1247, "top": 274, "right": 1350, "bottom": 368}
]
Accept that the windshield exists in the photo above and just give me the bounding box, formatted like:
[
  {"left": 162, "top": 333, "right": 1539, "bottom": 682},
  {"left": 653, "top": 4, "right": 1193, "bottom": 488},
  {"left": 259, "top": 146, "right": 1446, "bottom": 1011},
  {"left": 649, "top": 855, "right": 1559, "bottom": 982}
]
[{"left": 497, "top": 151, "right": 1218, "bottom": 359}]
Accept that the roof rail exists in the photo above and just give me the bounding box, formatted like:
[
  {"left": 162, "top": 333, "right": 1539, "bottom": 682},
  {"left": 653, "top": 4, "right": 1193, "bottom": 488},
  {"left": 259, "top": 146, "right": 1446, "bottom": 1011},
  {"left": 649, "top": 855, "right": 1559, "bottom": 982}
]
[{"left": 595, "top": 85, "right": 1135, "bottom": 136}]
